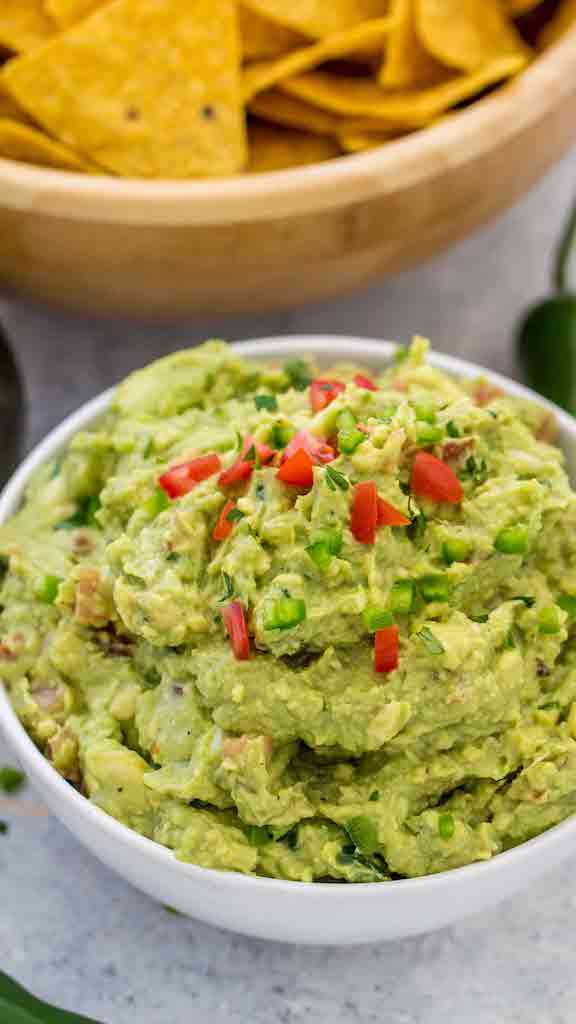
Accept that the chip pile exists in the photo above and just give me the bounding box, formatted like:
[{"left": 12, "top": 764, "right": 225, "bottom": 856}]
[{"left": 0, "top": 0, "right": 572, "bottom": 178}]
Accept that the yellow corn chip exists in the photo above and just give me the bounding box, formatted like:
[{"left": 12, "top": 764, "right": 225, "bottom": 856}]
[
  {"left": 44, "top": 0, "right": 109, "bottom": 28},
  {"left": 338, "top": 129, "right": 401, "bottom": 151},
  {"left": 247, "top": 121, "right": 340, "bottom": 171},
  {"left": 380, "top": 0, "right": 446, "bottom": 87},
  {"left": 244, "top": 17, "right": 394, "bottom": 100},
  {"left": 242, "top": 0, "right": 389, "bottom": 41},
  {"left": 249, "top": 89, "right": 344, "bottom": 134},
  {"left": 0, "top": 118, "right": 95, "bottom": 171},
  {"left": 504, "top": 0, "right": 541, "bottom": 14},
  {"left": 0, "top": 1, "right": 54, "bottom": 53},
  {"left": 539, "top": 0, "right": 576, "bottom": 47},
  {"left": 239, "top": 6, "right": 304, "bottom": 60},
  {"left": 416, "top": 0, "right": 531, "bottom": 72},
  {"left": 281, "top": 55, "right": 527, "bottom": 125},
  {"left": 0, "top": 83, "right": 28, "bottom": 121},
  {"left": 2, "top": 0, "right": 247, "bottom": 179}
]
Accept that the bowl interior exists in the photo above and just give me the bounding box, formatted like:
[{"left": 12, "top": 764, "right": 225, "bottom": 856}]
[{"left": 1, "top": 333, "right": 576, "bottom": 897}]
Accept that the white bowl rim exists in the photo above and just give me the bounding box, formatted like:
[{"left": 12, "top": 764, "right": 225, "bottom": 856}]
[
  {"left": 0, "top": 27, "right": 575, "bottom": 225},
  {"left": 2, "top": 332, "right": 576, "bottom": 897}
]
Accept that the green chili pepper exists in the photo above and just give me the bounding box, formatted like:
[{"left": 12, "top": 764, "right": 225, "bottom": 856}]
[
  {"left": 494, "top": 525, "right": 529, "bottom": 556},
  {"left": 362, "top": 607, "right": 394, "bottom": 633},
  {"left": 264, "top": 597, "right": 306, "bottom": 630},
  {"left": 517, "top": 200, "right": 576, "bottom": 414},
  {"left": 389, "top": 579, "right": 415, "bottom": 615}
]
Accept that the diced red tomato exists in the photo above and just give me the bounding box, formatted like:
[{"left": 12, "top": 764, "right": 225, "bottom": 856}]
[
  {"left": 283, "top": 430, "right": 335, "bottom": 465},
  {"left": 354, "top": 373, "right": 377, "bottom": 392},
  {"left": 376, "top": 498, "right": 410, "bottom": 527},
  {"left": 410, "top": 451, "right": 463, "bottom": 505},
  {"left": 374, "top": 625, "right": 399, "bottom": 674},
  {"left": 218, "top": 457, "right": 253, "bottom": 489},
  {"left": 276, "top": 447, "right": 314, "bottom": 489},
  {"left": 243, "top": 435, "right": 274, "bottom": 465},
  {"left": 222, "top": 601, "right": 250, "bottom": 661},
  {"left": 213, "top": 499, "right": 236, "bottom": 541},
  {"left": 351, "top": 481, "right": 378, "bottom": 544},
  {"left": 159, "top": 454, "right": 221, "bottom": 499},
  {"left": 473, "top": 381, "right": 503, "bottom": 406},
  {"left": 218, "top": 435, "right": 274, "bottom": 490},
  {"left": 310, "top": 378, "right": 345, "bottom": 413}
]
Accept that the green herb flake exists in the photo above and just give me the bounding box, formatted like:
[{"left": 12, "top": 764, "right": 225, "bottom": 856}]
[
  {"left": 0, "top": 766, "right": 26, "bottom": 794},
  {"left": 416, "top": 627, "right": 444, "bottom": 655},
  {"left": 244, "top": 825, "right": 273, "bottom": 847},
  {"left": 143, "top": 437, "right": 155, "bottom": 459},
  {"left": 369, "top": 791, "right": 380, "bottom": 802},
  {"left": 514, "top": 595, "right": 536, "bottom": 608},
  {"left": 255, "top": 394, "right": 278, "bottom": 413},
  {"left": 226, "top": 507, "right": 245, "bottom": 524},
  {"left": 219, "top": 572, "right": 235, "bottom": 603},
  {"left": 558, "top": 594, "right": 576, "bottom": 621},
  {"left": 389, "top": 579, "right": 415, "bottom": 615},
  {"left": 325, "top": 465, "right": 349, "bottom": 492},
  {"left": 438, "top": 813, "right": 455, "bottom": 840},
  {"left": 166, "top": 552, "right": 179, "bottom": 563},
  {"left": 418, "top": 574, "right": 450, "bottom": 603},
  {"left": 56, "top": 494, "right": 101, "bottom": 530},
  {"left": 446, "top": 421, "right": 461, "bottom": 438},
  {"left": 0, "top": 822, "right": 8, "bottom": 835},
  {"left": 284, "top": 359, "right": 312, "bottom": 392},
  {"left": 345, "top": 815, "right": 379, "bottom": 855}
]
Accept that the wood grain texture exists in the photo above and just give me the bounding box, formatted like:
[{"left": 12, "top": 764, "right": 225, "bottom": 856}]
[{"left": 0, "top": 28, "right": 575, "bottom": 318}]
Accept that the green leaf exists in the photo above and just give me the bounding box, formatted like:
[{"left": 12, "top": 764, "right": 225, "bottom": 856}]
[
  {"left": 254, "top": 394, "right": 278, "bottom": 412},
  {"left": 226, "top": 507, "right": 245, "bottom": 524},
  {"left": 416, "top": 627, "right": 444, "bottom": 655},
  {"left": 55, "top": 495, "right": 101, "bottom": 531},
  {"left": 325, "top": 465, "right": 349, "bottom": 492},
  {"left": 0, "top": 969, "right": 103, "bottom": 1022},
  {"left": 219, "top": 572, "right": 235, "bottom": 603}
]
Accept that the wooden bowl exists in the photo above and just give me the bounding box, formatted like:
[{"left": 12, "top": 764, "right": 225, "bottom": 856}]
[{"left": 1, "top": 29, "right": 576, "bottom": 321}]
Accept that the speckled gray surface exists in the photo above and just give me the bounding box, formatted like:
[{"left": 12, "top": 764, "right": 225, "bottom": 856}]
[{"left": 1, "top": 146, "right": 576, "bottom": 1023}]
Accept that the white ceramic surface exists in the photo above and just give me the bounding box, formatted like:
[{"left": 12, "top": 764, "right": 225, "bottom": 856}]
[{"left": 1, "top": 335, "right": 575, "bottom": 947}]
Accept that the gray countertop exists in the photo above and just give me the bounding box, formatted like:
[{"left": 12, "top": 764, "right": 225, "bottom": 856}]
[{"left": 1, "top": 146, "right": 575, "bottom": 1024}]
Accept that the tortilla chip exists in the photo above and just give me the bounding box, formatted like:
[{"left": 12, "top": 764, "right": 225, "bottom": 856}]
[
  {"left": 247, "top": 121, "right": 340, "bottom": 171},
  {"left": 539, "top": 0, "right": 576, "bottom": 46},
  {"left": 239, "top": 6, "right": 304, "bottom": 60},
  {"left": 380, "top": 0, "right": 446, "bottom": 87},
  {"left": 0, "top": 118, "right": 96, "bottom": 171},
  {"left": 0, "top": 83, "right": 29, "bottom": 122},
  {"left": 242, "top": 0, "right": 389, "bottom": 41},
  {"left": 249, "top": 89, "right": 343, "bottom": 134},
  {"left": 244, "top": 17, "right": 394, "bottom": 100},
  {"left": 0, "top": 1, "right": 54, "bottom": 53},
  {"left": 416, "top": 0, "right": 531, "bottom": 72},
  {"left": 338, "top": 129, "right": 401, "bottom": 151},
  {"left": 2, "top": 0, "right": 247, "bottom": 179},
  {"left": 504, "top": 0, "right": 541, "bottom": 14},
  {"left": 44, "top": 0, "right": 109, "bottom": 28},
  {"left": 281, "top": 56, "right": 527, "bottom": 125}
]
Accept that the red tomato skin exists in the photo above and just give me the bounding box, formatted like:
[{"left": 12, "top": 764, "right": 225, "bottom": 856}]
[
  {"left": 410, "top": 452, "right": 463, "bottom": 505},
  {"left": 351, "top": 481, "right": 378, "bottom": 544},
  {"left": 276, "top": 448, "right": 315, "bottom": 489},
  {"left": 374, "top": 625, "right": 399, "bottom": 674},
  {"left": 222, "top": 601, "right": 250, "bottom": 660}
]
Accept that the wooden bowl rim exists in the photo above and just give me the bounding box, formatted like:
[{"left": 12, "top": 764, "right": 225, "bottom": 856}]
[{"left": 1, "top": 26, "right": 575, "bottom": 225}]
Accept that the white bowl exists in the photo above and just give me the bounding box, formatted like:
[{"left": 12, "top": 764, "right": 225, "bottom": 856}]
[{"left": 1, "top": 335, "right": 576, "bottom": 946}]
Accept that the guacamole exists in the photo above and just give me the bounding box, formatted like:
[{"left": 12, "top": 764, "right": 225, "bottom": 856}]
[{"left": 2, "top": 337, "right": 576, "bottom": 883}]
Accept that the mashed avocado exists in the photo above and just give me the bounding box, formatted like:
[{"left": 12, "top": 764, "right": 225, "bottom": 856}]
[{"left": 2, "top": 337, "right": 576, "bottom": 882}]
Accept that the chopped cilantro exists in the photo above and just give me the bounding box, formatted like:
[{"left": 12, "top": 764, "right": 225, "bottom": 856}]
[
  {"left": 255, "top": 394, "right": 278, "bottom": 413},
  {"left": 416, "top": 627, "right": 444, "bottom": 655},
  {"left": 325, "top": 465, "right": 349, "bottom": 492}
]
